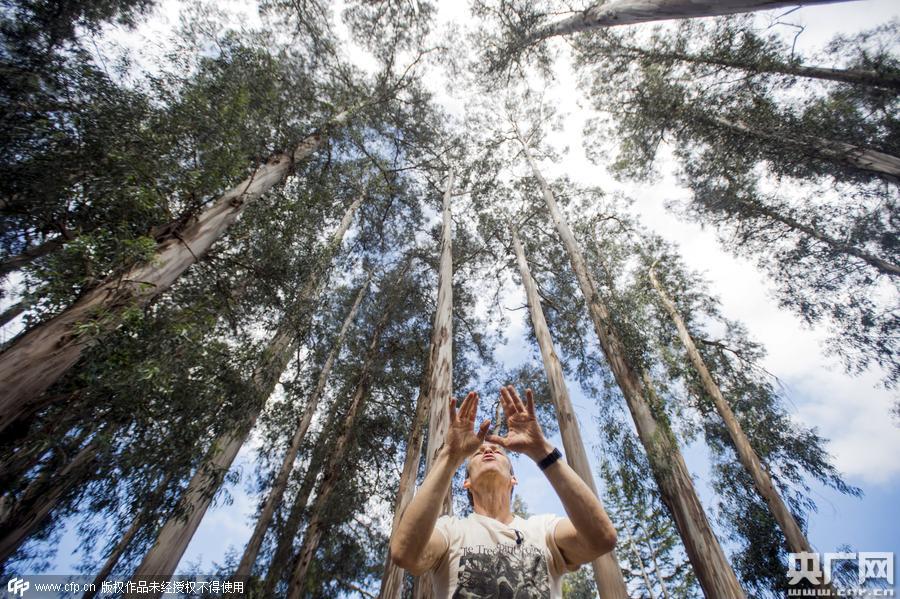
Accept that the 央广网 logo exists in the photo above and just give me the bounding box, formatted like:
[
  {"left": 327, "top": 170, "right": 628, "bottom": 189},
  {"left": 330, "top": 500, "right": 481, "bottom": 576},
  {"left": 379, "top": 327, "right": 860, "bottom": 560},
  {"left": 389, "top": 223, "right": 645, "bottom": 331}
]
[{"left": 788, "top": 552, "right": 894, "bottom": 596}]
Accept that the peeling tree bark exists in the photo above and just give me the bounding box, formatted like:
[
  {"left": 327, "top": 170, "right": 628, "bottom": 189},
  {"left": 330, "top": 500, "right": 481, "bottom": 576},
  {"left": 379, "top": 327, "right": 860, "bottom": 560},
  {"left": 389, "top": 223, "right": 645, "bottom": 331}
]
[
  {"left": 412, "top": 170, "right": 455, "bottom": 599},
  {"left": 124, "top": 196, "right": 361, "bottom": 599},
  {"left": 0, "top": 111, "right": 350, "bottom": 432},
  {"left": 520, "top": 141, "right": 744, "bottom": 598},
  {"left": 511, "top": 227, "right": 629, "bottom": 599},
  {"left": 234, "top": 276, "right": 370, "bottom": 579},
  {"left": 526, "top": 0, "right": 852, "bottom": 45}
]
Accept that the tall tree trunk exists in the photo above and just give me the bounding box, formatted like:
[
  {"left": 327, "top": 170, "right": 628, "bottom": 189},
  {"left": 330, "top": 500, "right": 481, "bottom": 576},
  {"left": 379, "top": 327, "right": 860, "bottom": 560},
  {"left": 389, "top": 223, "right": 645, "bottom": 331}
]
[
  {"left": 260, "top": 455, "right": 321, "bottom": 597},
  {"left": 0, "top": 433, "right": 101, "bottom": 564},
  {"left": 711, "top": 115, "right": 900, "bottom": 184},
  {"left": 283, "top": 386, "right": 367, "bottom": 599},
  {"left": 377, "top": 349, "right": 433, "bottom": 599},
  {"left": 520, "top": 140, "right": 745, "bottom": 598},
  {"left": 0, "top": 300, "right": 25, "bottom": 330},
  {"left": 526, "top": 0, "right": 851, "bottom": 45},
  {"left": 0, "top": 389, "right": 85, "bottom": 488},
  {"left": 611, "top": 43, "right": 900, "bottom": 91},
  {"left": 647, "top": 267, "right": 822, "bottom": 558},
  {"left": 0, "top": 419, "right": 96, "bottom": 522},
  {"left": 125, "top": 196, "right": 361, "bottom": 599},
  {"left": 83, "top": 473, "right": 176, "bottom": 599},
  {"left": 510, "top": 227, "right": 629, "bottom": 599},
  {"left": 0, "top": 236, "right": 68, "bottom": 277},
  {"left": 637, "top": 521, "right": 671, "bottom": 599},
  {"left": 234, "top": 276, "right": 370, "bottom": 579},
  {"left": 284, "top": 300, "right": 394, "bottom": 599},
  {"left": 0, "top": 111, "right": 350, "bottom": 432},
  {"left": 83, "top": 514, "right": 143, "bottom": 599},
  {"left": 412, "top": 170, "right": 455, "bottom": 599},
  {"left": 624, "top": 526, "right": 656, "bottom": 599},
  {"left": 733, "top": 199, "right": 900, "bottom": 277}
]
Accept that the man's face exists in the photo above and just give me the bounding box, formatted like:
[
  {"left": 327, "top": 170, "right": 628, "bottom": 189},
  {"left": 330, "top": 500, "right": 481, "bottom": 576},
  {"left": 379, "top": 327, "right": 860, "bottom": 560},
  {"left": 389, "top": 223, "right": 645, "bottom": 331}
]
[{"left": 465, "top": 442, "right": 514, "bottom": 485}]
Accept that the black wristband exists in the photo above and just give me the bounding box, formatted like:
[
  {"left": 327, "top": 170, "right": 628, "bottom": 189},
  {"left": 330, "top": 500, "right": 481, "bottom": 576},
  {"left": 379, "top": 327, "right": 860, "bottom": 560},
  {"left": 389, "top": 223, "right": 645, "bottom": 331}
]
[{"left": 537, "top": 447, "right": 562, "bottom": 471}]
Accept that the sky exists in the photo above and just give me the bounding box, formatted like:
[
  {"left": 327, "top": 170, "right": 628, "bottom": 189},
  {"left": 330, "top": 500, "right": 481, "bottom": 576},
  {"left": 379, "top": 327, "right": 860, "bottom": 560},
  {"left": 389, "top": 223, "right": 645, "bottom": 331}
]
[{"left": 4, "top": 0, "right": 899, "bottom": 595}]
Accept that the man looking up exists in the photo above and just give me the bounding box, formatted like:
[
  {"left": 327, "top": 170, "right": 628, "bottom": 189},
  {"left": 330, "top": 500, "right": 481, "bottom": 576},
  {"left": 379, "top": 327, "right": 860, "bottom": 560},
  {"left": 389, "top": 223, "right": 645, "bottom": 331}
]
[{"left": 390, "top": 385, "right": 617, "bottom": 598}]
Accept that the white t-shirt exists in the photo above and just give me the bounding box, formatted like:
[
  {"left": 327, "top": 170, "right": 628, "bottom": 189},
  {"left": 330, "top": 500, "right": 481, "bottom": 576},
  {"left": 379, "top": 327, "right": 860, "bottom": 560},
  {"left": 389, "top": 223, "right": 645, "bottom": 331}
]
[{"left": 430, "top": 512, "right": 576, "bottom": 599}]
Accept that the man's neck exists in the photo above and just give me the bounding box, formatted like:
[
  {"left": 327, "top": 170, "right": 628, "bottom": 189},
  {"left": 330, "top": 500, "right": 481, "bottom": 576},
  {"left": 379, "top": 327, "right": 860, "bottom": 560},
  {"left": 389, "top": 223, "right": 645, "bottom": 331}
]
[{"left": 472, "top": 493, "right": 514, "bottom": 524}]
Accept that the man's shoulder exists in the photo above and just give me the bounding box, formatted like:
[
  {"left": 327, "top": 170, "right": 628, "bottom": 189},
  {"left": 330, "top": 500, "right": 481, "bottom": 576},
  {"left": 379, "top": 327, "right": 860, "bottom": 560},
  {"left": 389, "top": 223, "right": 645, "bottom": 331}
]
[{"left": 517, "top": 513, "right": 562, "bottom": 525}]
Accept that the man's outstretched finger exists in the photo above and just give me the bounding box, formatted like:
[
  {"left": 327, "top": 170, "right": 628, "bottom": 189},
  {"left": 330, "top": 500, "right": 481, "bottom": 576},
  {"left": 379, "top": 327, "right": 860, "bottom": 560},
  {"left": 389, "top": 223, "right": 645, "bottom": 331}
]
[
  {"left": 506, "top": 385, "right": 526, "bottom": 413},
  {"left": 467, "top": 392, "right": 479, "bottom": 422},
  {"left": 526, "top": 388, "right": 535, "bottom": 416},
  {"left": 459, "top": 392, "right": 473, "bottom": 420},
  {"left": 512, "top": 385, "right": 528, "bottom": 413},
  {"left": 449, "top": 397, "right": 458, "bottom": 422},
  {"left": 459, "top": 391, "right": 478, "bottom": 422},
  {"left": 498, "top": 386, "right": 515, "bottom": 416}
]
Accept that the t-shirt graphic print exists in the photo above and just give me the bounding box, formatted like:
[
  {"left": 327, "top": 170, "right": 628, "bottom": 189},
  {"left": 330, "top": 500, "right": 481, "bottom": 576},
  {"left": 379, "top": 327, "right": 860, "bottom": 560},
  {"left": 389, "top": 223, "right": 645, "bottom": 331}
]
[
  {"left": 453, "top": 542, "right": 550, "bottom": 598},
  {"left": 431, "top": 513, "right": 574, "bottom": 599}
]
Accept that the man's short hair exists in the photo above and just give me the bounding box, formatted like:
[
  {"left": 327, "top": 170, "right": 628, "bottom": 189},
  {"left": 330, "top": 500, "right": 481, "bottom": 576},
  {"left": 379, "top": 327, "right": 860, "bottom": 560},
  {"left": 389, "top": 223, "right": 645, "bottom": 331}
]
[{"left": 464, "top": 450, "right": 515, "bottom": 508}]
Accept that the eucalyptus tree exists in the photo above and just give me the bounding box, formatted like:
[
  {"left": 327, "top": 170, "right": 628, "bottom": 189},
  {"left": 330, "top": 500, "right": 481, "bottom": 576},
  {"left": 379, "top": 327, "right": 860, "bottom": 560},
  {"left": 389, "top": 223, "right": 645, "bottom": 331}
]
[
  {"left": 0, "top": 258, "right": 256, "bottom": 575},
  {"left": 0, "top": 2, "right": 430, "bottom": 424},
  {"left": 577, "top": 22, "right": 899, "bottom": 387},
  {"left": 597, "top": 430, "right": 699, "bottom": 599},
  {"left": 628, "top": 239, "right": 860, "bottom": 596},
  {"left": 125, "top": 194, "right": 363, "bottom": 598},
  {"left": 510, "top": 225, "right": 630, "bottom": 598},
  {"left": 575, "top": 18, "right": 900, "bottom": 92},
  {"left": 380, "top": 170, "right": 454, "bottom": 599},
  {"left": 0, "top": 114, "right": 352, "bottom": 429},
  {"left": 471, "top": 0, "right": 854, "bottom": 80},
  {"left": 1, "top": 148, "right": 352, "bottom": 573},
  {"left": 284, "top": 264, "right": 408, "bottom": 599},
  {"left": 647, "top": 261, "right": 814, "bottom": 558},
  {"left": 234, "top": 277, "right": 370, "bottom": 579},
  {"left": 546, "top": 190, "right": 858, "bottom": 595},
  {"left": 509, "top": 120, "right": 743, "bottom": 594},
  {"left": 263, "top": 227, "right": 492, "bottom": 598}
]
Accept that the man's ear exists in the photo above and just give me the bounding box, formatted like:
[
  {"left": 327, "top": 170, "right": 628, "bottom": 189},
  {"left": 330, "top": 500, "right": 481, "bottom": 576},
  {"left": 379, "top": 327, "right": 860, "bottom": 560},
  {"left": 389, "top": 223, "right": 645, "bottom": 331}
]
[
  {"left": 510, "top": 475, "right": 518, "bottom": 488},
  {"left": 463, "top": 478, "right": 471, "bottom": 490}
]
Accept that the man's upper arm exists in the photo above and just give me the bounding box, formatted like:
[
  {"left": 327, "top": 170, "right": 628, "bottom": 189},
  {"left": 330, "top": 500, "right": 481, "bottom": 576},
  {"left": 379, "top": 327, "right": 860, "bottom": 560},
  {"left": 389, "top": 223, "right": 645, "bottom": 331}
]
[
  {"left": 405, "top": 527, "right": 449, "bottom": 576},
  {"left": 553, "top": 517, "right": 611, "bottom": 568}
]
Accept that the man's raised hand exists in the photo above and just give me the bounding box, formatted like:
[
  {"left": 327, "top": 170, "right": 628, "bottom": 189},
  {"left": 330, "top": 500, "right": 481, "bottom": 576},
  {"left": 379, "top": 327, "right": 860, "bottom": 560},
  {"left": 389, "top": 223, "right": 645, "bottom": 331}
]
[
  {"left": 444, "top": 391, "right": 491, "bottom": 464},
  {"left": 486, "top": 386, "right": 553, "bottom": 462}
]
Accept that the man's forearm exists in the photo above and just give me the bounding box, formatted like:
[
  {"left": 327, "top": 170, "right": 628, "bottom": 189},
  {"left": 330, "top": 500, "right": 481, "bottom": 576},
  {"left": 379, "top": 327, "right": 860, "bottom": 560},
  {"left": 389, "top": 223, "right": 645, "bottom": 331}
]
[
  {"left": 536, "top": 445, "right": 617, "bottom": 554},
  {"left": 389, "top": 448, "right": 460, "bottom": 568}
]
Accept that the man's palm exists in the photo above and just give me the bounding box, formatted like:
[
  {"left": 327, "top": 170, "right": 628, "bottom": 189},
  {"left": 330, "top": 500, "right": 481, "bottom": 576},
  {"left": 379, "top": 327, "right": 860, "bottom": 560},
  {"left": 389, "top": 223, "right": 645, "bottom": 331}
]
[
  {"left": 445, "top": 391, "right": 490, "bottom": 461},
  {"left": 487, "top": 386, "right": 548, "bottom": 458}
]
